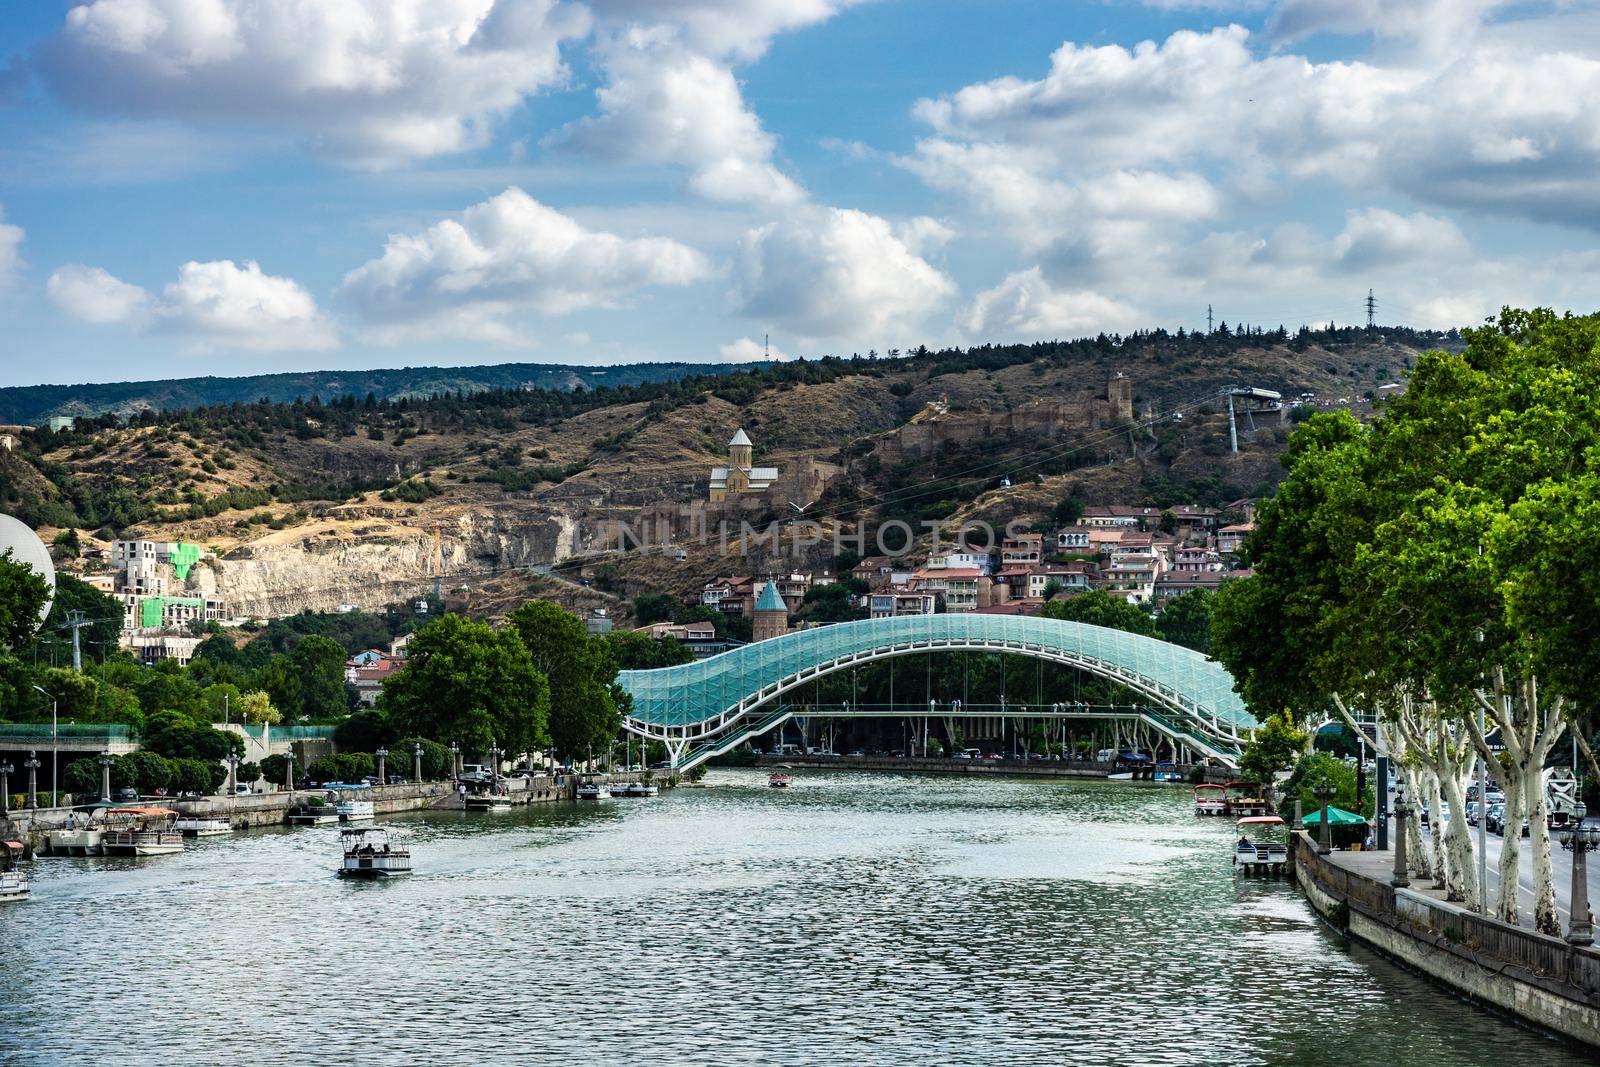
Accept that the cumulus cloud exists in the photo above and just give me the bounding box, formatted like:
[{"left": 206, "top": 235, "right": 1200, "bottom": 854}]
[
  {"left": 719, "top": 335, "right": 793, "bottom": 361},
  {"left": 735, "top": 207, "right": 955, "bottom": 341},
  {"left": 959, "top": 268, "right": 1142, "bottom": 340},
  {"left": 910, "top": 23, "right": 1600, "bottom": 229},
  {"left": 49, "top": 258, "right": 337, "bottom": 350},
  {"left": 337, "top": 186, "right": 712, "bottom": 343},
  {"left": 551, "top": 27, "right": 803, "bottom": 205},
  {"left": 0, "top": 206, "right": 23, "bottom": 287},
  {"left": 587, "top": 0, "right": 864, "bottom": 62},
  {"left": 36, "top": 0, "right": 591, "bottom": 167}
]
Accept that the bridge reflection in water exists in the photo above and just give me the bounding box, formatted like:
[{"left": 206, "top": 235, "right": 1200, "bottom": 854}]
[{"left": 615, "top": 613, "right": 1252, "bottom": 770}]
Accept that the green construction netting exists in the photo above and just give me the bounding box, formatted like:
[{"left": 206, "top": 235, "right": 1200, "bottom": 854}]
[
  {"left": 168, "top": 542, "right": 200, "bottom": 579},
  {"left": 617, "top": 613, "right": 1252, "bottom": 734}
]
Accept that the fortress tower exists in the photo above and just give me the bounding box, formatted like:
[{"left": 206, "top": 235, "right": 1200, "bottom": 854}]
[
  {"left": 1107, "top": 373, "right": 1133, "bottom": 422},
  {"left": 753, "top": 580, "right": 790, "bottom": 642}
]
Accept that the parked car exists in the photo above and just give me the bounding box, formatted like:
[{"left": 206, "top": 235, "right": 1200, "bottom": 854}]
[
  {"left": 1485, "top": 804, "right": 1506, "bottom": 835},
  {"left": 234, "top": 784, "right": 253, "bottom": 796},
  {"left": 114, "top": 786, "right": 138, "bottom": 802},
  {"left": 846, "top": 749, "right": 865, "bottom": 758}
]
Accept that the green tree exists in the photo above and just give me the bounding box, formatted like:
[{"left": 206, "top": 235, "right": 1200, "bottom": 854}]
[
  {"left": 335, "top": 708, "right": 394, "bottom": 751},
  {"left": 1156, "top": 589, "right": 1214, "bottom": 654},
  {"left": 141, "top": 709, "right": 242, "bottom": 761},
  {"left": 1158, "top": 508, "right": 1178, "bottom": 535},
  {"left": 1237, "top": 711, "right": 1308, "bottom": 791},
  {"left": 606, "top": 630, "right": 694, "bottom": 670},
  {"left": 509, "top": 600, "right": 621, "bottom": 763},
  {"left": 0, "top": 549, "right": 51, "bottom": 651},
  {"left": 1051, "top": 495, "right": 1085, "bottom": 527},
  {"left": 380, "top": 613, "right": 548, "bottom": 757},
  {"left": 633, "top": 593, "right": 680, "bottom": 625},
  {"left": 1041, "top": 590, "right": 1156, "bottom": 636}
]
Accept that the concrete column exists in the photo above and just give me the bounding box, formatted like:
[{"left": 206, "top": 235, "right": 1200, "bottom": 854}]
[
  {"left": 376, "top": 747, "right": 388, "bottom": 785},
  {"left": 99, "top": 753, "right": 113, "bottom": 802},
  {"left": 0, "top": 763, "right": 11, "bottom": 816},
  {"left": 1391, "top": 800, "right": 1411, "bottom": 888},
  {"left": 413, "top": 744, "right": 423, "bottom": 784},
  {"left": 285, "top": 751, "right": 296, "bottom": 791},
  {"left": 225, "top": 754, "right": 238, "bottom": 797},
  {"left": 25, "top": 751, "right": 39, "bottom": 809}
]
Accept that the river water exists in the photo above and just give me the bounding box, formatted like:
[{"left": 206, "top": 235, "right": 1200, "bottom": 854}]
[{"left": 1, "top": 769, "right": 1588, "bottom": 1066}]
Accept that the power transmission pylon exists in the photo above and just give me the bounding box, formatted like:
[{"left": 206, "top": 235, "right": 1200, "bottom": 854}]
[
  {"left": 1206, "top": 304, "right": 1214, "bottom": 334},
  {"left": 1366, "top": 289, "right": 1377, "bottom": 328}
]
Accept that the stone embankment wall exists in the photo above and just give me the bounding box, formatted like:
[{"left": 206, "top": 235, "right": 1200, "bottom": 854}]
[
  {"left": 751, "top": 754, "right": 1230, "bottom": 782},
  {"left": 1292, "top": 831, "right": 1600, "bottom": 1049}
]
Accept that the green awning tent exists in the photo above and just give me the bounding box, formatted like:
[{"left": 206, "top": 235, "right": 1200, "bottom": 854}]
[{"left": 1302, "top": 806, "right": 1367, "bottom": 827}]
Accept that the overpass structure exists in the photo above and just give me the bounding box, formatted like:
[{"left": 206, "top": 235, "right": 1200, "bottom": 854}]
[{"left": 617, "top": 614, "right": 1254, "bottom": 771}]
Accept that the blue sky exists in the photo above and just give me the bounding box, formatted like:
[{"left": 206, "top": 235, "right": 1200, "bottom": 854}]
[{"left": 2, "top": 0, "right": 1599, "bottom": 386}]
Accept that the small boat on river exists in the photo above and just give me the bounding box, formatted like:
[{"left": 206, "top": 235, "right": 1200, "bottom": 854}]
[
  {"left": 768, "top": 769, "right": 794, "bottom": 788},
  {"left": 101, "top": 808, "right": 185, "bottom": 856},
  {"left": 465, "top": 793, "right": 513, "bottom": 812},
  {"left": 48, "top": 806, "right": 108, "bottom": 854},
  {"left": 0, "top": 840, "right": 28, "bottom": 903},
  {"left": 337, "top": 827, "right": 411, "bottom": 879},
  {"left": 1194, "top": 783, "right": 1228, "bottom": 816},
  {"left": 173, "top": 815, "right": 233, "bottom": 837},
  {"left": 1233, "top": 816, "right": 1289, "bottom": 875},
  {"left": 336, "top": 799, "right": 376, "bottom": 822},
  {"left": 1153, "top": 761, "right": 1185, "bottom": 784},
  {"left": 1224, "top": 781, "right": 1269, "bottom": 817},
  {"left": 576, "top": 780, "right": 611, "bottom": 800}
]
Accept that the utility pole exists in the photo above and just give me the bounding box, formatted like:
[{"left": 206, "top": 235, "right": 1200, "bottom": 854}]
[
  {"left": 1365, "top": 288, "right": 1377, "bottom": 328},
  {"left": 1206, "top": 304, "right": 1214, "bottom": 334}
]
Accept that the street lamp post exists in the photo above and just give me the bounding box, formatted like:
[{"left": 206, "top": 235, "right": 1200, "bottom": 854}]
[
  {"left": 449, "top": 742, "right": 461, "bottom": 778},
  {"left": 31, "top": 685, "right": 57, "bottom": 806},
  {"left": 1313, "top": 779, "right": 1336, "bottom": 855},
  {"left": 98, "top": 752, "right": 114, "bottom": 802},
  {"left": 1391, "top": 788, "right": 1411, "bottom": 888},
  {"left": 375, "top": 747, "right": 388, "bottom": 785},
  {"left": 225, "top": 753, "right": 239, "bottom": 797},
  {"left": 24, "top": 751, "right": 40, "bottom": 809},
  {"left": 284, "top": 750, "right": 296, "bottom": 791},
  {"left": 413, "top": 743, "right": 423, "bottom": 784},
  {"left": 1559, "top": 802, "right": 1599, "bottom": 947},
  {"left": 0, "top": 761, "right": 11, "bottom": 816}
]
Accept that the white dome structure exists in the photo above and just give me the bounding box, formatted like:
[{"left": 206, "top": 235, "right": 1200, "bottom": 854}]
[{"left": 0, "top": 513, "right": 56, "bottom": 630}]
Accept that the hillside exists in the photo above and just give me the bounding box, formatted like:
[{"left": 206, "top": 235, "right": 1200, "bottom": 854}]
[
  {"left": 0, "top": 324, "right": 1456, "bottom": 615},
  {"left": 0, "top": 359, "right": 761, "bottom": 426}
]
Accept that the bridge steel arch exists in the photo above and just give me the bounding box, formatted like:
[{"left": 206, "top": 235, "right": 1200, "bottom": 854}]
[{"left": 617, "top": 614, "right": 1254, "bottom": 768}]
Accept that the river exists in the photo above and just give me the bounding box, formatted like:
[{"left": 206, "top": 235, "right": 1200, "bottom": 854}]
[{"left": 1, "top": 769, "right": 1589, "bottom": 1066}]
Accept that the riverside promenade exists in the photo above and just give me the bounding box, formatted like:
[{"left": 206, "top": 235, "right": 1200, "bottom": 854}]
[{"left": 1292, "top": 831, "right": 1600, "bottom": 1048}]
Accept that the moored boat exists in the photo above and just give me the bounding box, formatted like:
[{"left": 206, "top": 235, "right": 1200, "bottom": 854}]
[
  {"left": 1153, "top": 760, "right": 1185, "bottom": 784},
  {"left": 576, "top": 780, "right": 611, "bottom": 800},
  {"left": 768, "top": 770, "right": 794, "bottom": 788},
  {"left": 465, "top": 793, "right": 513, "bottom": 812},
  {"left": 337, "top": 827, "right": 411, "bottom": 879},
  {"left": 100, "top": 808, "right": 185, "bottom": 856},
  {"left": 48, "top": 806, "right": 108, "bottom": 854},
  {"left": 1233, "top": 815, "right": 1289, "bottom": 874},
  {"left": 0, "top": 840, "right": 28, "bottom": 903},
  {"left": 1224, "top": 781, "right": 1269, "bottom": 817},
  {"left": 1194, "top": 783, "right": 1228, "bottom": 816},
  {"left": 173, "top": 815, "right": 233, "bottom": 837},
  {"left": 335, "top": 799, "right": 376, "bottom": 822}
]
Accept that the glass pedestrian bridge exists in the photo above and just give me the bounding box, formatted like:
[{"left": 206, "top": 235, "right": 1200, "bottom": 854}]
[{"left": 617, "top": 613, "right": 1253, "bottom": 768}]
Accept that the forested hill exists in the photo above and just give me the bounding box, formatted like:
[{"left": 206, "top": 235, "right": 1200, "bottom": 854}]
[{"left": 0, "top": 360, "right": 764, "bottom": 427}]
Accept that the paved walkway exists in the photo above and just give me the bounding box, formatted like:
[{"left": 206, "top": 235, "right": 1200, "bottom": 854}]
[{"left": 1323, "top": 813, "right": 1599, "bottom": 933}]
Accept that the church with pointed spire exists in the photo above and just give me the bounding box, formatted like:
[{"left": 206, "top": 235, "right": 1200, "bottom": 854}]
[{"left": 708, "top": 427, "right": 780, "bottom": 502}]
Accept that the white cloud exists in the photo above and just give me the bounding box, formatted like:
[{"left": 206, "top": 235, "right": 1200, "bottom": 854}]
[
  {"left": 1331, "top": 207, "right": 1470, "bottom": 271},
  {"left": 47, "top": 264, "right": 151, "bottom": 323},
  {"left": 719, "top": 335, "right": 793, "bottom": 361},
  {"left": 959, "top": 268, "right": 1143, "bottom": 340},
  {"left": 551, "top": 27, "right": 803, "bottom": 205},
  {"left": 587, "top": 0, "right": 864, "bottom": 62},
  {"left": 37, "top": 0, "right": 591, "bottom": 167},
  {"left": 735, "top": 207, "right": 955, "bottom": 341},
  {"left": 0, "top": 206, "right": 23, "bottom": 287},
  {"left": 909, "top": 23, "right": 1600, "bottom": 230},
  {"left": 337, "top": 186, "right": 712, "bottom": 342},
  {"left": 49, "top": 258, "right": 337, "bottom": 350}
]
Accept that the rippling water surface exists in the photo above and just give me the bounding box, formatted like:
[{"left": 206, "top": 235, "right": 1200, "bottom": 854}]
[{"left": 1, "top": 770, "right": 1588, "bottom": 1066}]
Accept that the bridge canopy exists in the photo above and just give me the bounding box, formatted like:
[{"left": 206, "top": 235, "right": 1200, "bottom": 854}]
[{"left": 617, "top": 613, "right": 1251, "bottom": 739}]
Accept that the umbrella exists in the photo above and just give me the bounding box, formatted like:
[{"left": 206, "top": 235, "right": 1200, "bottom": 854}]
[{"left": 1302, "top": 805, "right": 1367, "bottom": 826}]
